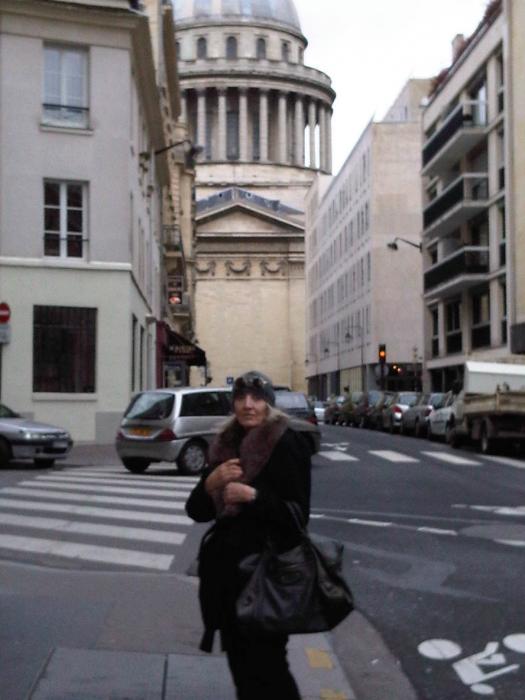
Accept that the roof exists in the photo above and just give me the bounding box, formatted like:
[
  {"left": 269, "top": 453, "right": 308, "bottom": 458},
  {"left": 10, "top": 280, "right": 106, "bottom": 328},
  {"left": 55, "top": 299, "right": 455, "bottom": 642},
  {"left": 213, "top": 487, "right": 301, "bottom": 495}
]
[{"left": 171, "top": 0, "right": 301, "bottom": 32}]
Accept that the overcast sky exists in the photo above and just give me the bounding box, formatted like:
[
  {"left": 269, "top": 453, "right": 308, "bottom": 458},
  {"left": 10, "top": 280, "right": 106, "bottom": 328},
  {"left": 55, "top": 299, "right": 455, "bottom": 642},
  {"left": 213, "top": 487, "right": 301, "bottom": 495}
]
[{"left": 296, "top": 0, "right": 490, "bottom": 172}]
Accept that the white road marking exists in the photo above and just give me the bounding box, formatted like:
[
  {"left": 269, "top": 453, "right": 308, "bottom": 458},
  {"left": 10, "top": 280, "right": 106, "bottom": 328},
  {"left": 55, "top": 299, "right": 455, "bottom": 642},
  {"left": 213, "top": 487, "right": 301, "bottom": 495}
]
[
  {"left": 2, "top": 487, "right": 185, "bottom": 510},
  {"left": 19, "top": 480, "right": 190, "bottom": 499},
  {"left": 0, "top": 499, "right": 192, "bottom": 525},
  {"left": 348, "top": 518, "right": 392, "bottom": 527},
  {"left": 452, "top": 504, "right": 525, "bottom": 517},
  {"left": 369, "top": 450, "right": 419, "bottom": 463},
  {"left": 495, "top": 540, "right": 525, "bottom": 548},
  {"left": 0, "top": 513, "right": 186, "bottom": 545},
  {"left": 0, "top": 534, "right": 174, "bottom": 570},
  {"left": 422, "top": 452, "right": 481, "bottom": 466},
  {"left": 418, "top": 639, "right": 462, "bottom": 660},
  {"left": 481, "top": 455, "right": 525, "bottom": 470},
  {"left": 68, "top": 469, "right": 199, "bottom": 483},
  {"left": 417, "top": 527, "right": 458, "bottom": 536},
  {"left": 40, "top": 475, "right": 195, "bottom": 489},
  {"left": 318, "top": 451, "right": 359, "bottom": 462}
]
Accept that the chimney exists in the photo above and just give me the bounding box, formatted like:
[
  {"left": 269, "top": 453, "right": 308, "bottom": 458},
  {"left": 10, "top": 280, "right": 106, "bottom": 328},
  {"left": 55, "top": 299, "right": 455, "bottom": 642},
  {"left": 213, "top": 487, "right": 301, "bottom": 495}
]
[{"left": 452, "top": 33, "right": 466, "bottom": 62}]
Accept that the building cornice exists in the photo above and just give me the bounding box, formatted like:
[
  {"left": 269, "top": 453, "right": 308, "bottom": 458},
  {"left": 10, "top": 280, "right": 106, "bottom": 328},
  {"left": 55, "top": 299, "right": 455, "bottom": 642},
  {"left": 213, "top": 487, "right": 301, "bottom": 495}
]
[{"left": 174, "top": 17, "right": 306, "bottom": 44}]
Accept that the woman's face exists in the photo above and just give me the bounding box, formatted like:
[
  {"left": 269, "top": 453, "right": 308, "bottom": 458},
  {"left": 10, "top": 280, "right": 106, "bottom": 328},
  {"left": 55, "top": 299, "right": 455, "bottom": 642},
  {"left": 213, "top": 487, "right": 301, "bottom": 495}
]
[{"left": 233, "top": 391, "right": 268, "bottom": 430}]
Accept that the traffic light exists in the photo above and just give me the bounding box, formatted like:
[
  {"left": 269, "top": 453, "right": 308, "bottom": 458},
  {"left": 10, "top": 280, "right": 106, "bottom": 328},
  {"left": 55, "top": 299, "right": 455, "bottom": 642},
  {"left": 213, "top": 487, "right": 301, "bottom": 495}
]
[{"left": 378, "top": 344, "right": 387, "bottom": 364}]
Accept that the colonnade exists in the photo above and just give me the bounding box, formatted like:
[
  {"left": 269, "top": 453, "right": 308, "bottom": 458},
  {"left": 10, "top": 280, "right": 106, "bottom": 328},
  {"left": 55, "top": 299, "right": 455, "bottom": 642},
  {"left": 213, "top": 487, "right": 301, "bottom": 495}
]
[{"left": 180, "top": 87, "right": 333, "bottom": 172}]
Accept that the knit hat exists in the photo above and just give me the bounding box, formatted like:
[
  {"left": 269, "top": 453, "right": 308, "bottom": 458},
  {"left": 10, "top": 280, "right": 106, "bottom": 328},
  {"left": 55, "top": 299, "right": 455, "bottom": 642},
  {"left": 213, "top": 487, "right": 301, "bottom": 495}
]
[{"left": 232, "top": 370, "right": 275, "bottom": 406}]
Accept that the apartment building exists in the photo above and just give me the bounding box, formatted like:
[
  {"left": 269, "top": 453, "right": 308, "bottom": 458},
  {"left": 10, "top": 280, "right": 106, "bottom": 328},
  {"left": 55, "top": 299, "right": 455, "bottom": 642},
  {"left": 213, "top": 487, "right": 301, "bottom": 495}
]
[
  {"left": 0, "top": 0, "right": 181, "bottom": 442},
  {"left": 305, "top": 80, "right": 429, "bottom": 399},
  {"left": 421, "top": 1, "right": 509, "bottom": 390}
]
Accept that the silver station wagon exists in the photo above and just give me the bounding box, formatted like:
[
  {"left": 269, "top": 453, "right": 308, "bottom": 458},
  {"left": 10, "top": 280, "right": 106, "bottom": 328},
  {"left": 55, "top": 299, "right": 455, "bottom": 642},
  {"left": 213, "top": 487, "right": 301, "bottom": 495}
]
[{"left": 115, "top": 387, "right": 320, "bottom": 475}]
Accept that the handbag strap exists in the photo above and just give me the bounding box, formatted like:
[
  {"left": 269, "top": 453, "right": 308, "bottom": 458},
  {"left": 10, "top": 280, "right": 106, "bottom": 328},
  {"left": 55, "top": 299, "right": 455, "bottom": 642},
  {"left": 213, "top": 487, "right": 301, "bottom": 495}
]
[{"left": 285, "top": 501, "right": 307, "bottom": 534}]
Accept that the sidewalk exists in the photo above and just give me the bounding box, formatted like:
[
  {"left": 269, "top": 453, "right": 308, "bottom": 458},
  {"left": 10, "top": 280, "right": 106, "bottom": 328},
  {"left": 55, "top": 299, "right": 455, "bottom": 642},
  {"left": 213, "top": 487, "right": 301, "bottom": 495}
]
[{"left": 28, "top": 634, "right": 356, "bottom": 700}]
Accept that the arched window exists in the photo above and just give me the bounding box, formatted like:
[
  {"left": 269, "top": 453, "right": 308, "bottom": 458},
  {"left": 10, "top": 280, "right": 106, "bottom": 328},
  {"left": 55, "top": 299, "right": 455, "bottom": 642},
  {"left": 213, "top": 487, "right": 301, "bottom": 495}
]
[
  {"left": 256, "top": 37, "right": 266, "bottom": 60},
  {"left": 176, "top": 41, "right": 181, "bottom": 59},
  {"left": 281, "top": 41, "right": 290, "bottom": 62},
  {"left": 197, "top": 37, "right": 207, "bottom": 59},
  {"left": 226, "top": 36, "right": 238, "bottom": 60}
]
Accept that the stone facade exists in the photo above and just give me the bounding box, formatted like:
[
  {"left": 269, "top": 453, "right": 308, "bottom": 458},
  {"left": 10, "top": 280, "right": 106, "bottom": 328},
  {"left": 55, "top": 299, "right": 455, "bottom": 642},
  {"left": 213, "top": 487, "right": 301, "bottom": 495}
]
[
  {"left": 305, "top": 80, "right": 430, "bottom": 398},
  {"left": 171, "top": 0, "right": 335, "bottom": 389}
]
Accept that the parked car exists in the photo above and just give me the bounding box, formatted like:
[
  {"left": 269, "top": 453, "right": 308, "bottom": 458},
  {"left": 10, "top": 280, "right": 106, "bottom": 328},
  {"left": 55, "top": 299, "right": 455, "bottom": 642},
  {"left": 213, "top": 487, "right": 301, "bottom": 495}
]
[
  {"left": 427, "top": 391, "right": 457, "bottom": 442},
  {"left": 350, "top": 390, "right": 384, "bottom": 428},
  {"left": 381, "top": 391, "right": 420, "bottom": 433},
  {"left": 401, "top": 392, "right": 446, "bottom": 437},
  {"left": 312, "top": 400, "right": 327, "bottom": 423},
  {"left": 0, "top": 403, "right": 73, "bottom": 468},
  {"left": 274, "top": 391, "right": 317, "bottom": 424},
  {"left": 324, "top": 395, "right": 347, "bottom": 425},
  {"left": 338, "top": 391, "right": 364, "bottom": 426},
  {"left": 368, "top": 392, "right": 395, "bottom": 430},
  {"left": 116, "top": 387, "right": 321, "bottom": 475}
]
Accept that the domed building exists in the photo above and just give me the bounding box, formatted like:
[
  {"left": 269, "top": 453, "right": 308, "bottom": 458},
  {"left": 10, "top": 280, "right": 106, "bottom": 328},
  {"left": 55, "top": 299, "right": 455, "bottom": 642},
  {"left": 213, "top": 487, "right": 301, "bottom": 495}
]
[{"left": 172, "top": 0, "right": 335, "bottom": 389}]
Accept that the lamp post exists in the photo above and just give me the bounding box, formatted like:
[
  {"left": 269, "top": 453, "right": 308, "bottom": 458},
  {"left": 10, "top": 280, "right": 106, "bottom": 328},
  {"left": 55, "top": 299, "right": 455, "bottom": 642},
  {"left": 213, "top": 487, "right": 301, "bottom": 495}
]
[{"left": 387, "top": 237, "right": 422, "bottom": 252}]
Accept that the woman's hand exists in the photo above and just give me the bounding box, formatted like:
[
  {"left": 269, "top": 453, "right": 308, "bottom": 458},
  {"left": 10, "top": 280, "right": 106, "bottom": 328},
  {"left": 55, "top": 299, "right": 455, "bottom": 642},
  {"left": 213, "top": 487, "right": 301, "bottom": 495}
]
[
  {"left": 204, "top": 459, "right": 243, "bottom": 495},
  {"left": 223, "top": 482, "right": 257, "bottom": 505}
]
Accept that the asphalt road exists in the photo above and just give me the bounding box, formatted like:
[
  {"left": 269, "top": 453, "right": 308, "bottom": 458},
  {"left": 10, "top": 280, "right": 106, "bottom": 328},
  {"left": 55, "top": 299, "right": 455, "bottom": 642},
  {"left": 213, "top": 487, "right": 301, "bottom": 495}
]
[
  {"left": 1, "top": 428, "right": 525, "bottom": 699},
  {"left": 315, "top": 423, "right": 525, "bottom": 700}
]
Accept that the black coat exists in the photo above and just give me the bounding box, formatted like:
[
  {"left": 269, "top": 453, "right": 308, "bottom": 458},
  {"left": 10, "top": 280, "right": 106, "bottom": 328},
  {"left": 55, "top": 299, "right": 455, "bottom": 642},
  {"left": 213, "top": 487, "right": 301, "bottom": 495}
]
[{"left": 185, "top": 426, "right": 311, "bottom": 650}]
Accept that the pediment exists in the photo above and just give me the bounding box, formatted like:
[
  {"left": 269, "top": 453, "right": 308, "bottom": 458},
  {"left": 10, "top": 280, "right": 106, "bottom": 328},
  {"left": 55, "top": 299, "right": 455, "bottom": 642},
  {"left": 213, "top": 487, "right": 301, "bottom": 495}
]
[{"left": 196, "top": 203, "right": 304, "bottom": 235}]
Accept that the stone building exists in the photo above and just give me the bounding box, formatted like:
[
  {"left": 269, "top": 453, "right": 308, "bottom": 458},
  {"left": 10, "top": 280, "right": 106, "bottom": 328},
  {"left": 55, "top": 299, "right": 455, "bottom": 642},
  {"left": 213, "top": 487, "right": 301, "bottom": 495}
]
[
  {"left": 0, "top": 0, "right": 181, "bottom": 442},
  {"left": 171, "top": 0, "right": 335, "bottom": 389},
  {"left": 305, "top": 80, "right": 430, "bottom": 399},
  {"left": 420, "top": 1, "right": 512, "bottom": 391}
]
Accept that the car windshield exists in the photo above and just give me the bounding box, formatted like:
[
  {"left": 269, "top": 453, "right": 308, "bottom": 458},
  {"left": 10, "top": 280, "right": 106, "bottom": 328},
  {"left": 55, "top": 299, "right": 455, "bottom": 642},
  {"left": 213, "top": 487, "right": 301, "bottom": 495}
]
[
  {"left": 368, "top": 391, "right": 382, "bottom": 404},
  {"left": 398, "top": 392, "right": 419, "bottom": 406},
  {"left": 430, "top": 393, "right": 446, "bottom": 408},
  {"left": 124, "top": 392, "right": 175, "bottom": 420},
  {"left": 275, "top": 392, "right": 309, "bottom": 409},
  {"left": 0, "top": 404, "right": 20, "bottom": 419}
]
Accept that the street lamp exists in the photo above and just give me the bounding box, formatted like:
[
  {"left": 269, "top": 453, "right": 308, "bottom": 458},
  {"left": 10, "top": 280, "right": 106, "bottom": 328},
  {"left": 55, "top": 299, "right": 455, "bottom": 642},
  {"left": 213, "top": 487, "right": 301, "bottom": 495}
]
[
  {"left": 139, "top": 139, "right": 204, "bottom": 164},
  {"left": 387, "top": 237, "right": 422, "bottom": 252}
]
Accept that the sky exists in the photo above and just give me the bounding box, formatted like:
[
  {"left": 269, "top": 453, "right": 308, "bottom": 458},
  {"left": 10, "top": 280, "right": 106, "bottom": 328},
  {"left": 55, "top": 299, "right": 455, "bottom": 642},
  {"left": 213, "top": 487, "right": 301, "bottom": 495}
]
[{"left": 296, "top": 0, "right": 491, "bottom": 173}]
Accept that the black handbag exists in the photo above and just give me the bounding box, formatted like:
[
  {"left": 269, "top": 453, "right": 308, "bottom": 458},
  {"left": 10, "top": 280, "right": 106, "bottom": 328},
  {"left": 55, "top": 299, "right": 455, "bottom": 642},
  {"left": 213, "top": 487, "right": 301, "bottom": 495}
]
[{"left": 236, "top": 502, "right": 354, "bottom": 634}]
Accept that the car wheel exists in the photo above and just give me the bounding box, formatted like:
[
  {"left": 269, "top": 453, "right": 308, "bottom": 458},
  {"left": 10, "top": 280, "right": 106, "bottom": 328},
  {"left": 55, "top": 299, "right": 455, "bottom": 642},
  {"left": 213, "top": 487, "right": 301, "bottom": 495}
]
[
  {"left": 122, "top": 458, "right": 150, "bottom": 474},
  {"left": 414, "top": 420, "right": 422, "bottom": 438},
  {"left": 178, "top": 441, "right": 207, "bottom": 476},
  {"left": 358, "top": 416, "right": 366, "bottom": 429},
  {"left": 389, "top": 419, "right": 395, "bottom": 434},
  {"left": 399, "top": 421, "right": 405, "bottom": 435},
  {"left": 445, "top": 422, "right": 460, "bottom": 448},
  {"left": 0, "top": 438, "right": 12, "bottom": 467},
  {"left": 33, "top": 458, "right": 55, "bottom": 468}
]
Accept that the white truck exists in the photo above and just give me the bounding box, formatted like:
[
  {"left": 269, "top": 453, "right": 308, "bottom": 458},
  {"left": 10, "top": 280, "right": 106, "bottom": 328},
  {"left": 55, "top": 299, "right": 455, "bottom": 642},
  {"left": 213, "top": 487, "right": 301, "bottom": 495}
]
[{"left": 445, "top": 361, "right": 525, "bottom": 454}]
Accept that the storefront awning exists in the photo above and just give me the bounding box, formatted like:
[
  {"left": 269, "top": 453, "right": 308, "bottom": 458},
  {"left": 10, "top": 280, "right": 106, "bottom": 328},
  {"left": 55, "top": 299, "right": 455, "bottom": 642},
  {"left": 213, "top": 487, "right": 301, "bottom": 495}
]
[{"left": 164, "top": 327, "right": 206, "bottom": 367}]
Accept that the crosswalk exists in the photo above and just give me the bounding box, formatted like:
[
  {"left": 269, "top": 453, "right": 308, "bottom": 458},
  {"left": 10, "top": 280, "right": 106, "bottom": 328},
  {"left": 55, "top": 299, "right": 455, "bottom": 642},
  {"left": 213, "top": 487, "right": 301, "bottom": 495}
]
[
  {"left": 0, "top": 467, "right": 199, "bottom": 571},
  {"left": 318, "top": 445, "right": 484, "bottom": 466}
]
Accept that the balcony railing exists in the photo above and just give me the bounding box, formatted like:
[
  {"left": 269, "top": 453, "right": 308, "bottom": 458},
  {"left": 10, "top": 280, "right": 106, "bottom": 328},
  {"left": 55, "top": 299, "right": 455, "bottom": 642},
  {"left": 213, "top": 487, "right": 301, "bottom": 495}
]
[
  {"left": 423, "top": 173, "right": 489, "bottom": 232},
  {"left": 422, "top": 101, "right": 487, "bottom": 170},
  {"left": 424, "top": 246, "right": 489, "bottom": 292}
]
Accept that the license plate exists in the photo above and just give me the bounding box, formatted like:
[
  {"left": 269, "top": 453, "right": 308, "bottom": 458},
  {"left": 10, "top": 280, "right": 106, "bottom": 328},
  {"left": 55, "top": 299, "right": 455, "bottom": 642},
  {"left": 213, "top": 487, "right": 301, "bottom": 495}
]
[
  {"left": 53, "top": 441, "right": 69, "bottom": 449},
  {"left": 129, "top": 427, "right": 153, "bottom": 437}
]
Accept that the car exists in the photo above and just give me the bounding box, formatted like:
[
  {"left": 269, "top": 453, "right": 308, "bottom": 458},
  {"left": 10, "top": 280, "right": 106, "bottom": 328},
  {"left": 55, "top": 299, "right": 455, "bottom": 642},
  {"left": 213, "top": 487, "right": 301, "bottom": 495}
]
[
  {"left": 350, "top": 390, "right": 384, "bottom": 429},
  {"left": 338, "top": 391, "right": 364, "bottom": 426},
  {"left": 401, "top": 392, "right": 447, "bottom": 437},
  {"left": 381, "top": 391, "right": 420, "bottom": 433},
  {"left": 312, "top": 400, "right": 327, "bottom": 423},
  {"left": 324, "top": 395, "right": 349, "bottom": 425},
  {"left": 368, "top": 391, "right": 395, "bottom": 430},
  {"left": 427, "top": 391, "right": 458, "bottom": 442},
  {"left": 274, "top": 391, "right": 317, "bottom": 425},
  {"left": 116, "top": 387, "right": 321, "bottom": 475},
  {"left": 0, "top": 403, "right": 73, "bottom": 468}
]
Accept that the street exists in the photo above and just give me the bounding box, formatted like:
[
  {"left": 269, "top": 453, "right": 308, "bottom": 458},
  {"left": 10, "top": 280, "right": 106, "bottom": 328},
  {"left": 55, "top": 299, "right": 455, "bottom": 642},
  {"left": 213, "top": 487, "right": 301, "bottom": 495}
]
[{"left": 1, "top": 426, "right": 525, "bottom": 699}]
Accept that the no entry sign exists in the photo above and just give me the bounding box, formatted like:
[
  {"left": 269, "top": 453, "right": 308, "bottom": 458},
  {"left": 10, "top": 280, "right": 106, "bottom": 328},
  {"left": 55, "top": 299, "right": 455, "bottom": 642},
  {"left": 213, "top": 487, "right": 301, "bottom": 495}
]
[{"left": 0, "top": 303, "right": 10, "bottom": 324}]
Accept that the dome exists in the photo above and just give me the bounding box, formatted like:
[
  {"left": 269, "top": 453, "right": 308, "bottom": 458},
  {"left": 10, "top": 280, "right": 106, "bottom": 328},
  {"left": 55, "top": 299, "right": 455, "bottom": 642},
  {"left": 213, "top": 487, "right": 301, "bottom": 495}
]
[{"left": 172, "top": 0, "right": 302, "bottom": 33}]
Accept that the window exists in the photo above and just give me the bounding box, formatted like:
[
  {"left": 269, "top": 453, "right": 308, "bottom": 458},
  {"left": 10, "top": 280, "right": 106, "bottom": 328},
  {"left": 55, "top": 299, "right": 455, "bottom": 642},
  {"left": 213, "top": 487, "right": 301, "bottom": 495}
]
[
  {"left": 430, "top": 307, "right": 439, "bottom": 357},
  {"left": 471, "top": 287, "right": 491, "bottom": 348},
  {"left": 197, "top": 37, "right": 207, "bottom": 59},
  {"left": 226, "top": 36, "right": 238, "bottom": 59},
  {"left": 124, "top": 392, "right": 174, "bottom": 420},
  {"left": 44, "top": 181, "right": 86, "bottom": 258},
  {"left": 43, "top": 45, "right": 88, "bottom": 128},
  {"left": 33, "top": 306, "right": 96, "bottom": 393},
  {"left": 256, "top": 37, "right": 266, "bottom": 60},
  {"left": 180, "top": 391, "right": 230, "bottom": 417},
  {"left": 281, "top": 41, "right": 290, "bottom": 62},
  {"left": 227, "top": 109, "right": 239, "bottom": 160},
  {"left": 298, "top": 47, "right": 304, "bottom": 64},
  {"left": 446, "top": 299, "right": 462, "bottom": 354}
]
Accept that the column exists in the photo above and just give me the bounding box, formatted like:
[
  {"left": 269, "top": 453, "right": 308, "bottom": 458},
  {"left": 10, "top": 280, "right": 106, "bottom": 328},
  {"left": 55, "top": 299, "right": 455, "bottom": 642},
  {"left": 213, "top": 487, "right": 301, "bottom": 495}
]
[
  {"left": 180, "top": 90, "right": 188, "bottom": 124},
  {"left": 294, "top": 94, "right": 304, "bottom": 166},
  {"left": 319, "top": 102, "right": 327, "bottom": 171},
  {"left": 259, "top": 89, "right": 269, "bottom": 162},
  {"left": 278, "top": 91, "right": 288, "bottom": 164},
  {"left": 217, "top": 88, "right": 227, "bottom": 161},
  {"left": 326, "top": 107, "right": 333, "bottom": 174},
  {"left": 239, "top": 88, "right": 249, "bottom": 161},
  {"left": 197, "top": 88, "right": 207, "bottom": 152},
  {"left": 308, "top": 98, "right": 317, "bottom": 169}
]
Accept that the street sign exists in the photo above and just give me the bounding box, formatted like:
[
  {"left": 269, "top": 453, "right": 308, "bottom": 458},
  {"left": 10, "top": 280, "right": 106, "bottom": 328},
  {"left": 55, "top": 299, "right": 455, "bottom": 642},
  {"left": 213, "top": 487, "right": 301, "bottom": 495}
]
[
  {"left": 0, "top": 302, "right": 10, "bottom": 324},
  {"left": 226, "top": 376, "right": 234, "bottom": 385},
  {"left": 0, "top": 324, "right": 11, "bottom": 344}
]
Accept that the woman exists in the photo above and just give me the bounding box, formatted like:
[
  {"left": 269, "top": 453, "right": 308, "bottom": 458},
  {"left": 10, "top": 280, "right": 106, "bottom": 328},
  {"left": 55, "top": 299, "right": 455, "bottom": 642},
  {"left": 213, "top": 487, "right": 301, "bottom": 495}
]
[{"left": 185, "top": 371, "right": 311, "bottom": 700}]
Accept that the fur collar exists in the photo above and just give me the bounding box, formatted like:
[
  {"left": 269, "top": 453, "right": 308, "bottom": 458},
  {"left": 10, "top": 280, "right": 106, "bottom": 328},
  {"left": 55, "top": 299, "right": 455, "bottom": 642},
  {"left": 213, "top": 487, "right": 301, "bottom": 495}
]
[{"left": 208, "top": 407, "right": 289, "bottom": 516}]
